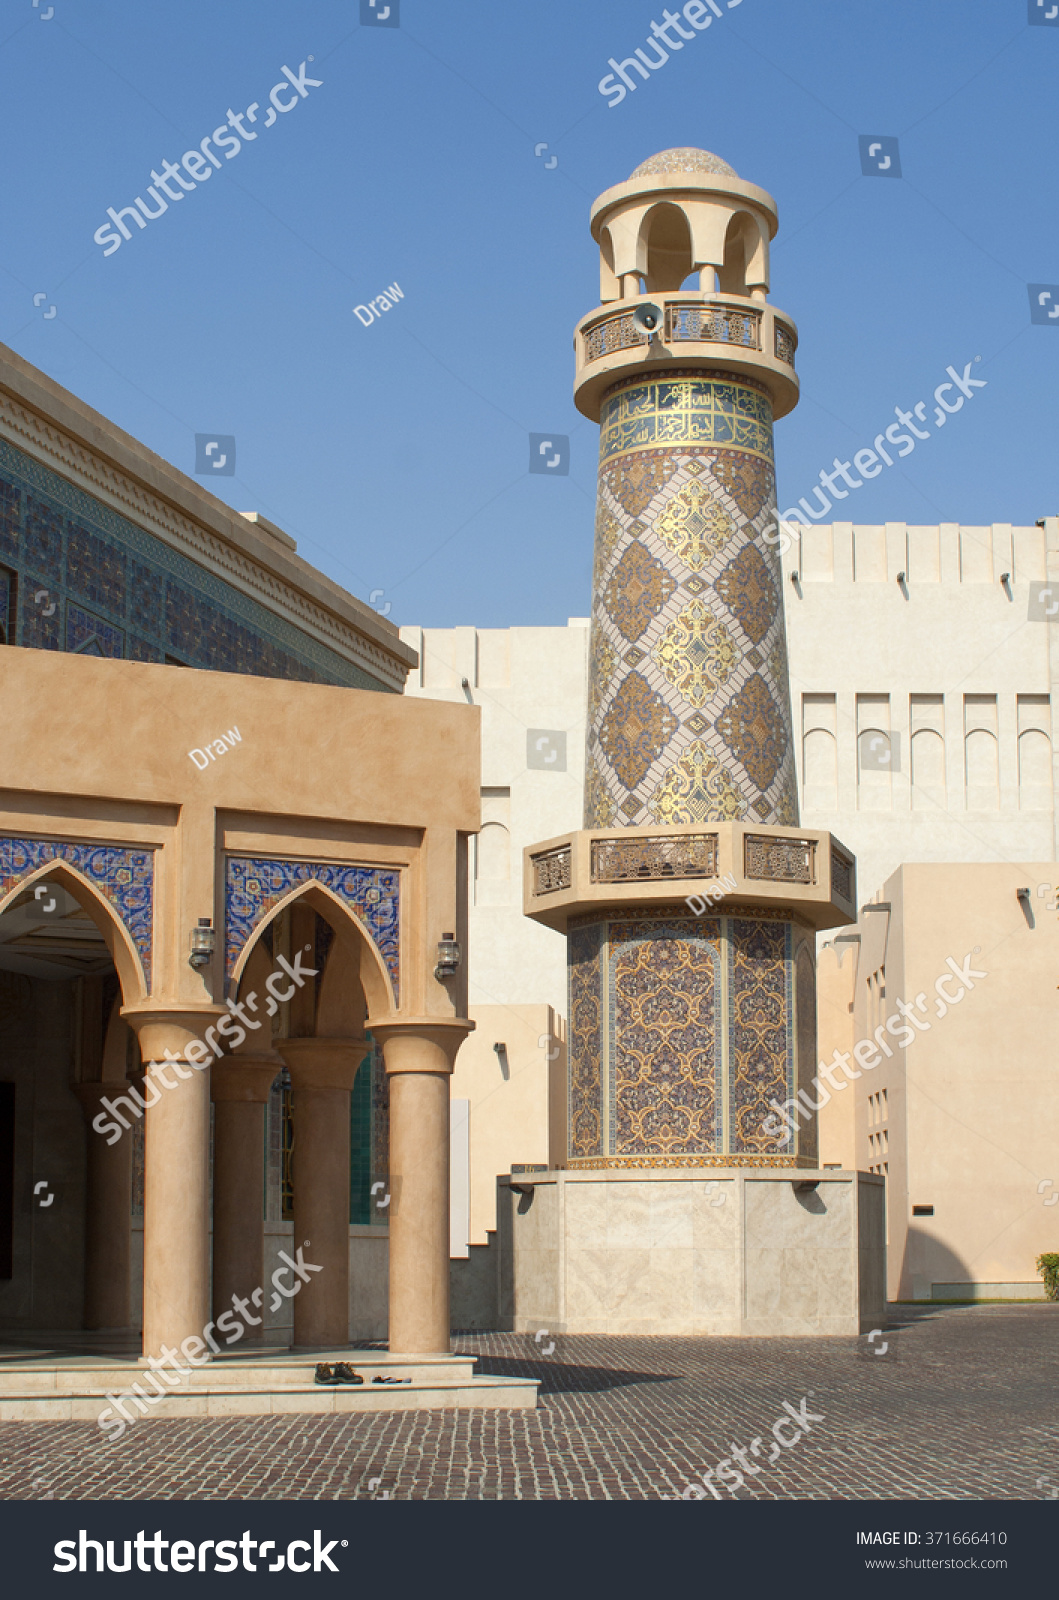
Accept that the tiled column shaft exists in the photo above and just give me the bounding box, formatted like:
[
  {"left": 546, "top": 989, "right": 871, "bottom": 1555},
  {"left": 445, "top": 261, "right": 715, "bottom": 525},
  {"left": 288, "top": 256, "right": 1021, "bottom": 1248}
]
[{"left": 584, "top": 371, "right": 798, "bottom": 831}]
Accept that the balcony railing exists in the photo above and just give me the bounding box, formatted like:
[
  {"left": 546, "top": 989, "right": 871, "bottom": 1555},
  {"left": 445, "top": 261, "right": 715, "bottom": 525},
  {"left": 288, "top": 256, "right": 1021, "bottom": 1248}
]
[
  {"left": 580, "top": 299, "right": 797, "bottom": 371},
  {"left": 531, "top": 845, "right": 572, "bottom": 896},
  {"left": 591, "top": 833, "right": 719, "bottom": 885}
]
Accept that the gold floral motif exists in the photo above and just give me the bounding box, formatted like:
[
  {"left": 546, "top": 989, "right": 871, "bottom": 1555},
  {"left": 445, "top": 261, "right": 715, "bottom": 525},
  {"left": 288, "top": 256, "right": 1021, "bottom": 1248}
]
[
  {"left": 654, "top": 480, "right": 737, "bottom": 572},
  {"left": 652, "top": 599, "right": 740, "bottom": 707},
  {"left": 649, "top": 741, "right": 748, "bottom": 825}
]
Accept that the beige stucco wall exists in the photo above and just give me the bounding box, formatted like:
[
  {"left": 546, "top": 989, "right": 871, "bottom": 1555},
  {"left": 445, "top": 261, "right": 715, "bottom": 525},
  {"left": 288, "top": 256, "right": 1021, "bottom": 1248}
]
[
  {"left": 1, "top": 643, "right": 480, "bottom": 1021},
  {"left": 818, "top": 863, "right": 1059, "bottom": 1300}
]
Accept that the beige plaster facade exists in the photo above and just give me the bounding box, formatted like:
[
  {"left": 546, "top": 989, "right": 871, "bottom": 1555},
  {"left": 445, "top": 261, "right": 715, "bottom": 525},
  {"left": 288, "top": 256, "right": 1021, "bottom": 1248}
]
[{"left": 817, "top": 864, "right": 1059, "bottom": 1302}]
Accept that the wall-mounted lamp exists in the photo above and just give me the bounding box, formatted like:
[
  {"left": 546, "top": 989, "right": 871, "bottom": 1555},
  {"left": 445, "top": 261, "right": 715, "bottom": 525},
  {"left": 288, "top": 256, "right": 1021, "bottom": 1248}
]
[
  {"left": 896, "top": 570, "right": 907, "bottom": 584},
  {"left": 434, "top": 932, "right": 461, "bottom": 982},
  {"left": 789, "top": 570, "right": 799, "bottom": 585},
  {"left": 1000, "top": 572, "right": 1011, "bottom": 585},
  {"left": 189, "top": 917, "right": 215, "bottom": 969}
]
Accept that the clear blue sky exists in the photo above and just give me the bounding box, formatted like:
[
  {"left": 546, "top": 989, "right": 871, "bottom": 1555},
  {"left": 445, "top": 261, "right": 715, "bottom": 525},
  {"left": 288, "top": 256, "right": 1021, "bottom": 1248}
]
[{"left": 1, "top": 0, "right": 1054, "bottom": 629}]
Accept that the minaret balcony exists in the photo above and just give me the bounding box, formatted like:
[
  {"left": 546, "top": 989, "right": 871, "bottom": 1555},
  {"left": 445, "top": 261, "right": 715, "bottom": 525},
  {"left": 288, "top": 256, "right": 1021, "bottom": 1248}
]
[
  {"left": 573, "top": 292, "right": 799, "bottom": 424},
  {"left": 523, "top": 821, "right": 855, "bottom": 934}
]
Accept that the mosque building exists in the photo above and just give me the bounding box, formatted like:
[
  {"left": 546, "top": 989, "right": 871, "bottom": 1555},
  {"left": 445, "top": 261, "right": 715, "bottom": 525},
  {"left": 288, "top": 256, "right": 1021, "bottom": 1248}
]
[{"left": 0, "top": 149, "right": 1052, "bottom": 1421}]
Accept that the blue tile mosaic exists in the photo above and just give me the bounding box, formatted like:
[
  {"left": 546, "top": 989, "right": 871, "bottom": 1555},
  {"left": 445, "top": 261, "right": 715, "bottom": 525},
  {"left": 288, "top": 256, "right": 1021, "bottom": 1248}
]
[
  {"left": 225, "top": 855, "right": 400, "bottom": 1003},
  {"left": 0, "top": 436, "right": 389, "bottom": 690},
  {"left": 0, "top": 834, "right": 154, "bottom": 987}
]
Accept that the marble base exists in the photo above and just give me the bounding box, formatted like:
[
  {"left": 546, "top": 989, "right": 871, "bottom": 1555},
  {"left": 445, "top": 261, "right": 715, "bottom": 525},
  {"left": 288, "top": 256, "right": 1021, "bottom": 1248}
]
[{"left": 499, "top": 1167, "right": 885, "bottom": 1337}]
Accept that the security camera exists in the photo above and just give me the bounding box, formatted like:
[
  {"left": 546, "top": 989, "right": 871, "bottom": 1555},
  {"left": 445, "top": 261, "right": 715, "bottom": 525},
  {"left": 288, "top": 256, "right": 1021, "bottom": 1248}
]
[{"left": 631, "top": 302, "right": 663, "bottom": 338}]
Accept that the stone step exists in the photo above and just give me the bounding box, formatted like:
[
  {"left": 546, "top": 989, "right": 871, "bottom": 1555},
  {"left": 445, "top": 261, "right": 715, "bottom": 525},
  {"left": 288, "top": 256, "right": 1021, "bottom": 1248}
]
[
  {"left": 0, "top": 1351, "right": 477, "bottom": 1393},
  {"left": 0, "top": 1375, "right": 538, "bottom": 1421}
]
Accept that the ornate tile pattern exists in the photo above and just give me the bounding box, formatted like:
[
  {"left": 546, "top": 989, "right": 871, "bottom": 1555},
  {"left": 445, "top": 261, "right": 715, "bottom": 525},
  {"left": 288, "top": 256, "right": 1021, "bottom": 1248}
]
[
  {"left": 715, "top": 674, "right": 788, "bottom": 791},
  {"left": 610, "top": 918, "right": 722, "bottom": 1156},
  {"left": 0, "top": 835, "right": 154, "bottom": 986},
  {"left": 728, "top": 918, "right": 792, "bottom": 1155},
  {"left": 225, "top": 855, "right": 400, "bottom": 1003},
  {"left": 565, "top": 909, "right": 804, "bottom": 1166},
  {"left": 568, "top": 924, "right": 604, "bottom": 1159},
  {"left": 0, "top": 437, "right": 387, "bottom": 689},
  {"left": 603, "top": 540, "right": 676, "bottom": 642},
  {"left": 653, "top": 600, "right": 739, "bottom": 708},
  {"left": 795, "top": 941, "right": 818, "bottom": 1165},
  {"left": 649, "top": 740, "right": 747, "bottom": 825},
  {"left": 713, "top": 541, "right": 777, "bottom": 647},
  {"left": 597, "top": 671, "right": 678, "bottom": 791},
  {"left": 584, "top": 375, "right": 798, "bottom": 829}
]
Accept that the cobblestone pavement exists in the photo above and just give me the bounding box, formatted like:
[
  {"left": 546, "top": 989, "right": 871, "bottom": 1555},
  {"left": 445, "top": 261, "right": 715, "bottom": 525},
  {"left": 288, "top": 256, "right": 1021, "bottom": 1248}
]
[{"left": 0, "top": 1305, "right": 1056, "bottom": 1501}]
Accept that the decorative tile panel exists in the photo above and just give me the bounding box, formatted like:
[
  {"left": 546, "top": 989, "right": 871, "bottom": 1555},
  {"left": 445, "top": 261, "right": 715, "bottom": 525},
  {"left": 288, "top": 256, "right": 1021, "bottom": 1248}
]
[
  {"left": 568, "top": 923, "right": 603, "bottom": 1159},
  {"left": 225, "top": 855, "right": 400, "bottom": 1003},
  {"left": 0, "top": 436, "right": 387, "bottom": 690},
  {"left": 610, "top": 917, "right": 722, "bottom": 1156},
  {"left": 728, "top": 917, "right": 792, "bottom": 1154},
  {"left": 0, "top": 835, "right": 154, "bottom": 986}
]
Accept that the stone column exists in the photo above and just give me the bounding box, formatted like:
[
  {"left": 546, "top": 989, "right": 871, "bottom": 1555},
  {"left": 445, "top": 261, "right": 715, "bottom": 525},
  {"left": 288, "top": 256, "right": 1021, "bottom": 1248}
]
[
  {"left": 124, "top": 1010, "right": 222, "bottom": 1360},
  {"left": 211, "top": 1054, "right": 284, "bottom": 1336},
  {"left": 73, "top": 1084, "right": 133, "bottom": 1330},
  {"left": 275, "top": 1037, "right": 366, "bottom": 1348},
  {"left": 371, "top": 1020, "right": 472, "bottom": 1355}
]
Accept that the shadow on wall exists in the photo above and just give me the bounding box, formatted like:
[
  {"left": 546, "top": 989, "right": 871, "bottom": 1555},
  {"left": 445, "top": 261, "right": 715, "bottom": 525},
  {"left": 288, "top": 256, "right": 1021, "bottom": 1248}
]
[{"left": 897, "top": 1226, "right": 975, "bottom": 1302}]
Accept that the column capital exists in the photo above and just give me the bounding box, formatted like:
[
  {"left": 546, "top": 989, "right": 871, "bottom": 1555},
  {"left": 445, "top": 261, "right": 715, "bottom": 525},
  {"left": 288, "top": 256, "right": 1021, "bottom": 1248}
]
[
  {"left": 211, "top": 1054, "right": 284, "bottom": 1103},
  {"left": 121, "top": 1005, "right": 227, "bottom": 1062},
  {"left": 276, "top": 1035, "right": 367, "bottom": 1092},
  {"left": 369, "top": 1017, "right": 475, "bottom": 1075}
]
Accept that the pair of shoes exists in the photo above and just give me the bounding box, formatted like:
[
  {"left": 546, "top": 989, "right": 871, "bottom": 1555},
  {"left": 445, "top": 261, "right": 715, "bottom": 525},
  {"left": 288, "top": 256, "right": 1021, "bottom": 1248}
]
[
  {"left": 372, "top": 1375, "right": 412, "bottom": 1385},
  {"left": 314, "top": 1362, "right": 365, "bottom": 1386}
]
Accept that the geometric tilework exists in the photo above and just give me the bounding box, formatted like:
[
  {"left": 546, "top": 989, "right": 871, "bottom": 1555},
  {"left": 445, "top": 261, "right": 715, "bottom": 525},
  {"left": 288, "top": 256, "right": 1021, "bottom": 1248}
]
[
  {"left": 0, "top": 436, "right": 387, "bottom": 689},
  {"left": 584, "top": 373, "right": 799, "bottom": 829},
  {"left": 568, "top": 923, "right": 603, "bottom": 1159},
  {"left": 0, "top": 834, "right": 154, "bottom": 987},
  {"left": 567, "top": 908, "right": 806, "bottom": 1167},
  {"left": 727, "top": 917, "right": 792, "bottom": 1155},
  {"left": 225, "top": 855, "right": 400, "bottom": 1003},
  {"left": 610, "top": 917, "right": 722, "bottom": 1157}
]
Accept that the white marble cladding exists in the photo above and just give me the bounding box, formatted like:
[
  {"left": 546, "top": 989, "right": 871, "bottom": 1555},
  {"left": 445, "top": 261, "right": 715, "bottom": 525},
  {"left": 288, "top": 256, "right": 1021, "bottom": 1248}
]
[{"left": 501, "top": 1169, "right": 884, "bottom": 1337}]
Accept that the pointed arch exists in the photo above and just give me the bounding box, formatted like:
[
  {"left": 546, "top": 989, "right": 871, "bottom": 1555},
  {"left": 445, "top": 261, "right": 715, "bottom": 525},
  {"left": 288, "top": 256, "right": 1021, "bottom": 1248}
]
[
  {"left": 0, "top": 858, "right": 149, "bottom": 1006},
  {"left": 229, "top": 879, "right": 394, "bottom": 1019}
]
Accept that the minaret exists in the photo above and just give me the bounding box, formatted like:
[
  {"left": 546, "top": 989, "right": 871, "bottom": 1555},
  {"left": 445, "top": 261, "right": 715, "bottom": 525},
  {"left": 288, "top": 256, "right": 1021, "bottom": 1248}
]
[{"left": 525, "top": 149, "right": 857, "bottom": 1170}]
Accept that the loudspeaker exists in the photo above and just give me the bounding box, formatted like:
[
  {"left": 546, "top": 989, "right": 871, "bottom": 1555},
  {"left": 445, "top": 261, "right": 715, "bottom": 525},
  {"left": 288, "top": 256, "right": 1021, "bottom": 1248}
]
[{"left": 631, "top": 302, "right": 663, "bottom": 337}]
